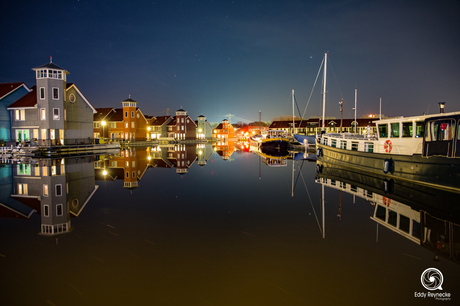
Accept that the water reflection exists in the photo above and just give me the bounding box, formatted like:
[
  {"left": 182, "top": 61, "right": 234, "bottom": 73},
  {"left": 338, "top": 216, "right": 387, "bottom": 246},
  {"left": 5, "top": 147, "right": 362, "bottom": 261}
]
[
  {"left": 1, "top": 156, "right": 97, "bottom": 236},
  {"left": 316, "top": 160, "right": 460, "bottom": 265}
]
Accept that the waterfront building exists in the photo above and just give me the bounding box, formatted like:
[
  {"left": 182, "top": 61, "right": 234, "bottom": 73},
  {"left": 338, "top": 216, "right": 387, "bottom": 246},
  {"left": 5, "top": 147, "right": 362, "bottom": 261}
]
[
  {"left": 149, "top": 116, "right": 173, "bottom": 139},
  {"left": 93, "top": 97, "right": 152, "bottom": 141},
  {"left": 213, "top": 119, "right": 235, "bottom": 140},
  {"left": 196, "top": 114, "right": 213, "bottom": 140},
  {"left": 174, "top": 108, "right": 197, "bottom": 140},
  {"left": 6, "top": 61, "right": 96, "bottom": 145},
  {"left": 213, "top": 140, "right": 235, "bottom": 160},
  {"left": 0, "top": 82, "right": 31, "bottom": 142}
]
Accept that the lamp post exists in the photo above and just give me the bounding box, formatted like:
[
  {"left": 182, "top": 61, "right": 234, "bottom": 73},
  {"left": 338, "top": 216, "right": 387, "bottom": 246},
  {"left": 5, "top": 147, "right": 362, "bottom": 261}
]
[
  {"left": 147, "top": 126, "right": 151, "bottom": 140},
  {"left": 101, "top": 120, "right": 106, "bottom": 143}
]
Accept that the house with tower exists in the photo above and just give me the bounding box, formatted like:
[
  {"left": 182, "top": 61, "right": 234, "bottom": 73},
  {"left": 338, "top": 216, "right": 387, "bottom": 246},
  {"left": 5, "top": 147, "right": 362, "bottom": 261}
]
[
  {"left": 196, "top": 114, "right": 213, "bottom": 140},
  {"left": 4, "top": 59, "right": 96, "bottom": 146},
  {"left": 213, "top": 118, "right": 235, "bottom": 141}
]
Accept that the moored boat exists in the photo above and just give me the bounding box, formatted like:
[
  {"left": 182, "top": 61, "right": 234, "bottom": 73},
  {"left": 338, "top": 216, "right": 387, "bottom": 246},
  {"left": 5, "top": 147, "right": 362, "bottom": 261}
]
[
  {"left": 260, "top": 129, "right": 289, "bottom": 150},
  {"left": 316, "top": 109, "right": 460, "bottom": 193}
]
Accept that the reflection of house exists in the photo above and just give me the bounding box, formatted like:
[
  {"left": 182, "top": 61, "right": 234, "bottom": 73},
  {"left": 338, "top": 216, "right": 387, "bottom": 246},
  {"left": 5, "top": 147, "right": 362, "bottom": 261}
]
[
  {"left": 196, "top": 115, "right": 213, "bottom": 140},
  {"left": 213, "top": 119, "right": 235, "bottom": 140},
  {"left": 93, "top": 97, "right": 152, "bottom": 141},
  {"left": 0, "top": 83, "right": 31, "bottom": 142},
  {"left": 95, "top": 147, "right": 151, "bottom": 191},
  {"left": 4, "top": 157, "right": 98, "bottom": 235},
  {"left": 235, "top": 125, "right": 268, "bottom": 138},
  {"left": 213, "top": 140, "right": 235, "bottom": 160},
  {"left": 6, "top": 61, "right": 96, "bottom": 145},
  {"left": 270, "top": 119, "right": 376, "bottom": 135},
  {"left": 196, "top": 143, "right": 214, "bottom": 166}
]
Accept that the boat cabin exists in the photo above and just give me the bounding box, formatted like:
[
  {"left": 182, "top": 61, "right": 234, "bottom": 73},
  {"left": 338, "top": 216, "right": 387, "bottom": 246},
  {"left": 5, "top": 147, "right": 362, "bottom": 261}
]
[
  {"left": 266, "top": 130, "right": 285, "bottom": 139},
  {"left": 423, "top": 113, "right": 460, "bottom": 158}
]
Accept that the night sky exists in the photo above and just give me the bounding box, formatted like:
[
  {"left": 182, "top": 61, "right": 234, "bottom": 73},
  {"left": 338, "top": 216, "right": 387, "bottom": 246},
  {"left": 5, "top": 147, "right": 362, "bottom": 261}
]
[{"left": 1, "top": 0, "right": 459, "bottom": 123}]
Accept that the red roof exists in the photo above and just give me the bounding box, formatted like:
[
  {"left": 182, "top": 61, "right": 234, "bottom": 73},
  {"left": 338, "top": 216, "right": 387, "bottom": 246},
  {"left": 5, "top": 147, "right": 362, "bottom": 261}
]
[
  {"left": 94, "top": 108, "right": 114, "bottom": 121},
  {"left": 8, "top": 86, "right": 37, "bottom": 108},
  {"left": 0, "top": 82, "right": 27, "bottom": 99},
  {"left": 151, "top": 116, "right": 172, "bottom": 126}
]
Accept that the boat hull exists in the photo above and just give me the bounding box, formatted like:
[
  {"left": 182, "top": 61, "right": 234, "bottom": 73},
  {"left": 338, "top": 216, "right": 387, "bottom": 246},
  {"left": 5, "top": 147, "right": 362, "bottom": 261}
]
[{"left": 316, "top": 142, "right": 460, "bottom": 193}]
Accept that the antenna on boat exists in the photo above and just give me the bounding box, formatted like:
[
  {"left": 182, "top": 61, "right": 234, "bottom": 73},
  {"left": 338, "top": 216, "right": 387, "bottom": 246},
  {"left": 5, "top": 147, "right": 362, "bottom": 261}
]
[
  {"left": 379, "top": 97, "right": 382, "bottom": 120},
  {"left": 353, "top": 88, "right": 357, "bottom": 133}
]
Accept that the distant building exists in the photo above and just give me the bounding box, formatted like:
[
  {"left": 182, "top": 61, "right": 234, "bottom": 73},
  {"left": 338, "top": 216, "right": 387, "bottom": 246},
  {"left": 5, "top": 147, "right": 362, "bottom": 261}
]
[
  {"left": 6, "top": 61, "right": 96, "bottom": 145},
  {"left": 93, "top": 97, "right": 152, "bottom": 141},
  {"left": 213, "top": 119, "right": 235, "bottom": 140},
  {"left": 196, "top": 114, "right": 213, "bottom": 140}
]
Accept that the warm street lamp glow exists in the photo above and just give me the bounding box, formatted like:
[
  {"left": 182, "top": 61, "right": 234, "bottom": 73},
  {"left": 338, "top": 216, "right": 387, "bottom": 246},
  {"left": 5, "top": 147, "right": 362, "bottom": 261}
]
[
  {"left": 102, "top": 170, "right": 107, "bottom": 175},
  {"left": 101, "top": 121, "right": 106, "bottom": 126},
  {"left": 147, "top": 127, "right": 151, "bottom": 131}
]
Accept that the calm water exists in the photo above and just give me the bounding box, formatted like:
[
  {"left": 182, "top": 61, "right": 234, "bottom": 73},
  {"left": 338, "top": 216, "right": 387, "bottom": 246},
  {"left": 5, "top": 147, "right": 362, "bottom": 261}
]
[{"left": 1, "top": 143, "right": 459, "bottom": 305}]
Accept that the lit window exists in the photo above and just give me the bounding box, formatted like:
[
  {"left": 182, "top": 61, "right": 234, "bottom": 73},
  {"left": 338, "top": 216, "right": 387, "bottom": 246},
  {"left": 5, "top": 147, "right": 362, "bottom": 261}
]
[
  {"left": 41, "top": 109, "right": 46, "bottom": 120},
  {"left": 43, "top": 184, "right": 49, "bottom": 197},
  {"left": 53, "top": 108, "right": 60, "bottom": 120},
  {"left": 18, "top": 183, "right": 28, "bottom": 195},
  {"left": 15, "top": 109, "right": 25, "bottom": 121},
  {"left": 125, "top": 122, "right": 128, "bottom": 128}
]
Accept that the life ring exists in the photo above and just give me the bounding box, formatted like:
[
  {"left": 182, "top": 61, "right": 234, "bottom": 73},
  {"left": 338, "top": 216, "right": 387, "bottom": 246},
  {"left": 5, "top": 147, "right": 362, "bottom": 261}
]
[
  {"left": 384, "top": 140, "right": 392, "bottom": 153},
  {"left": 382, "top": 196, "right": 391, "bottom": 206}
]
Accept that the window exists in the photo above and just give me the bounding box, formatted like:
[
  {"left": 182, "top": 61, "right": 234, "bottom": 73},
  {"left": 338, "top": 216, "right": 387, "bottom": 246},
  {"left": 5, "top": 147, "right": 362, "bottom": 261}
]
[
  {"left": 110, "top": 122, "right": 116, "bottom": 128},
  {"left": 402, "top": 122, "right": 412, "bottom": 137},
  {"left": 53, "top": 108, "right": 60, "bottom": 120},
  {"left": 340, "top": 140, "right": 347, "bottom": 150},
  {"left": 181, "top": 126, "right": 184, "bottom": 131},
  {"left": 40, "top": 87, "right": 45, "bottom": 99},
  {"left": 388, "top": 210, "right": 397, "bottom": 227},
  {"left": 41, "top": 109, "right": 46, "bottom": 120},
  {"left": 56, "top": 204, "right": 63, "bottom": 216},
  {"left": 426, "top": 119, "right": 455, "bottom": 141},
  {"left": 55, "top": 184, "right": 62, "bottom": 196},
  {"left": 390, "top": 123, "right": 400, "bottom": 138},
  {"left": 17, "top": 164, "right": 31, "bottom": 175},
  {"left": 131, "top": 111, "right": 134, "bottom": 118},
  {"left": 94, "top": 122, "right": 100, "bottom": 128},
  {"left": 125, "top": 111, "right": 128, "bottom": 118},
  {"left": 364, "top": 142, "right": 374, "bottom": 153},
  {"left": 125, "top": 122, "right": 128, "bottom": 128},
  {"left": 351, "top": 142, "right": 359, "bottom": 151},
  {"left": 132, "top": 171, "right": 135, "bottom": 177},
  {"left": 415, "top": 121, "right": 424, "bottom": 138},
  {"left": 375, "top": 205, "right": 386, "bottom": 221},
  {"left": 132, "top": 161, "right": 135, "bottom": 167},
  {"left": 181, "top": 118, "right": 184, "bottom": 123},
  {"left": 43, "top": 184, "right": 49, "bottom": 197},
  {"left": 15, "top": 109, "right": 25, "bottom": 121},
  {"left": 52, "top": 87, "right": 59, "bottom": 100},
  {"left": 131, "top": 122, "right": 135, "bottom": 128},
  {"left": 126, "top": 171, "right": 129, "bottom": 178},
  {"left": 18, "top": 183, "right": 28, "bottom": 195},
  {"left": 44, "top": 205, "right": 49, "bottom": 217},
  {"left": 378, "top": 124, "right": 388, "bottom": 137},
  {"left": 399, "top": 215, "right": 410, "bottom": 233}
]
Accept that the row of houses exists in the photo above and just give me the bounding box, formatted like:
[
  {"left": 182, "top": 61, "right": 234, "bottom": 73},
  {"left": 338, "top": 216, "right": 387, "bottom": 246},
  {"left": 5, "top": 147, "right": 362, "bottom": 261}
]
[{"left": 0, "top": 60, "right": 236, "bottom": 147}]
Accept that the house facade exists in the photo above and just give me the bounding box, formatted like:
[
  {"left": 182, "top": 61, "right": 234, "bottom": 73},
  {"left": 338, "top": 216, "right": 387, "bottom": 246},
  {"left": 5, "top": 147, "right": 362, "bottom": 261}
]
[
  {"left": 0, "top": 83, "right": 31, "bottom": 142},
  {"left": 196, "top": 114, "right": 213, "bottom": 140},
  {"left": 6, "top": 61, "right": 95, "bottom": 145},
  {"left": 213, "top": 119, "right": 235, "bottom": 140}
]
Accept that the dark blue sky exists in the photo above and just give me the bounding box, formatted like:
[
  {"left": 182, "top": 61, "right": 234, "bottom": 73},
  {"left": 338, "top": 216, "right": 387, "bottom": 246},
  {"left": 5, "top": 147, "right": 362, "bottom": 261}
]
[{"left": 1, "top": 0, "right": 459, "bottom": 123}]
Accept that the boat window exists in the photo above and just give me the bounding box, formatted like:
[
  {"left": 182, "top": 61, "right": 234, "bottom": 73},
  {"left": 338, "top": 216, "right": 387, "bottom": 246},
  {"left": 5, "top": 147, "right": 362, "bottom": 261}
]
[
  {"left": 364, "top": 142, "right": 373, "bottom": 152},
  {"left": 375, "top": 205, "right": 386, "bottom": 221},
  {"left": 331, "top": 139, "right": 336, "bottom": 148},
  {"left": 415, "top": 121, "right": 424, "bottom": 138},
  {"left": 399, "top": 215, "right": 410, "bottom": 233},
  {"left": 412, "top": 220, "right": 421, "bottom": 239},
  {"left": 350, "top": 185, "right": 357, "bottom": 192},
  {"left": 388, "top": 210, "right": 397, "bottom": 227},
  {"left": 378, "top": 124, "right": 388, "bottom": 137},
  {"left": 340, "top": 140, "right": 347, "bottom": 150},
  {"left": 351, "top": 142, "right": 358, "bottom": 151},
  {"left": 426, "top": 119, "right": 455, "bottom": 141},
  {"left": 402, "top": 122, "right": 413, "bottom": 137},
  {"left": 390, "top": 123, "right": 400, "bottom": 138}
]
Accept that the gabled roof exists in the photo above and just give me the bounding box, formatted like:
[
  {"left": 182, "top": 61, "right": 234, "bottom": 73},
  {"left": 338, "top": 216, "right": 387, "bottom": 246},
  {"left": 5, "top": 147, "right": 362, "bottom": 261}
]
[
  {"left": 167, "top": 117, "right": 177, "bottom": 126},
  {"left": 214, "top": 123, "right": 223, "bottom": 129},
  {"left": 0, "top": 82, "right": 31, "bottom": 100},
  {"left": 66, "top": 83, "right": 96, "bottom": 114},
  {"left": 94, "top": 108, "right": 115, "bottom": 121},
  {"left": 123, "top": 97, "right": 137, "bottom": 103},
  {"left": 7, "top": 86, "right": 37, "bottom": 109},
  {"left": 109, "top": 108, "right": 124, "bottom": 121},
  {"left": 151, "top": 116, "right": 172, "bottom": 126}
]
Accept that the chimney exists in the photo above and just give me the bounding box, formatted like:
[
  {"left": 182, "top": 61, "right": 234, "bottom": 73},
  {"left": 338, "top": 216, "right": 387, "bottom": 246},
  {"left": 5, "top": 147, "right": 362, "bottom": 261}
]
[{"left": 438, "top": 102, "right": 446, "bottom": 114}]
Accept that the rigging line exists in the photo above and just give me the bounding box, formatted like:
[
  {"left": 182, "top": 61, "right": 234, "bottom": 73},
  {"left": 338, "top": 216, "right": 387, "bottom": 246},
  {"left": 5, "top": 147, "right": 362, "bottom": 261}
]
[
  {"left": 292, "top": 160, "right": 305, "bottom": 192},
  {"left": 329, "top": 59, "right": 344, "bottom": 100},
  {"left": 297, "top": 163, "right": 322, "bottom": 234},
  {"left": 302, "top": 58, "right": 324, "bottom": 120}
]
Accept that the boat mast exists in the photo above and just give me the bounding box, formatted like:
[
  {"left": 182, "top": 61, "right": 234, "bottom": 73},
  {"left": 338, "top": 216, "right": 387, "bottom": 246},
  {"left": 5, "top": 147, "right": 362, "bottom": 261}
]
[
  {"left": 322, "top": 53, "right": 327, "bottom": 132},
  {"left": 354, "top": 88, "right": 357, "bottom": 133},
  {"left": 292, "top": 89, "right": 295, "bottom": 135}
]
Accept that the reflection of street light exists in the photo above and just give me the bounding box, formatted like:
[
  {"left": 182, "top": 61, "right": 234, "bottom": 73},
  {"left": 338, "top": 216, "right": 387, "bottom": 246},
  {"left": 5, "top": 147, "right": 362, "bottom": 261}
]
[{"left": 147, "top": 126, "right": 151, "bottom": 139}]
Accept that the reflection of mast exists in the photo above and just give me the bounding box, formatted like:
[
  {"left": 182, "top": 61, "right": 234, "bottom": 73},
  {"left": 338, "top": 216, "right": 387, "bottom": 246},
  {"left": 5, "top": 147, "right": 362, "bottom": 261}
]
[
  {"left": 322, "top": 184, "right": 325, "bottom": 238},
  {"left": 337, "top": 190, "right": 342, "bottom": 220},
  {"left": 291, "top": 157, "right": 294, "bottom": 197},
  {"left": 258, "top": 154, "right": 261, "bottom": 180}
]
